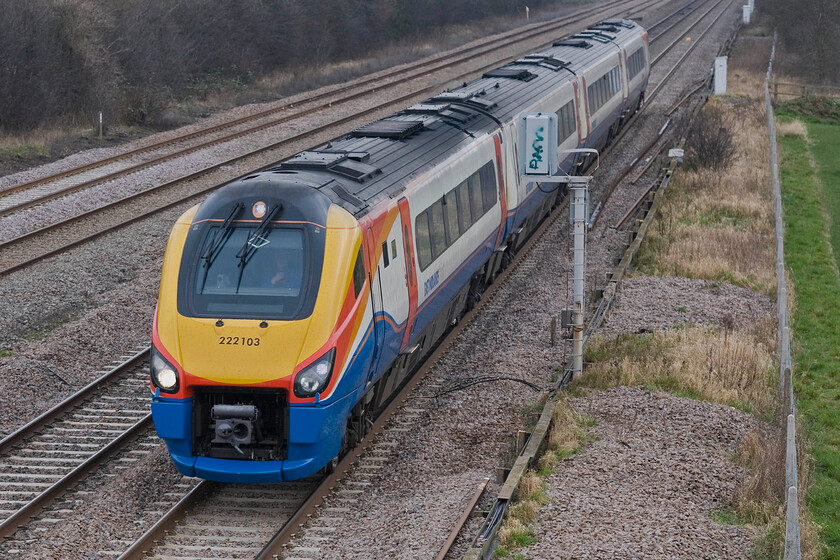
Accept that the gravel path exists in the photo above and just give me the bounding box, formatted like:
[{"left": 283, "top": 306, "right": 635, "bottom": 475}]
[
  {"left": 523, "top": 386, "right": 760, "bottom": 560},
  {"left": 598, "top": 275, "right": 775, "bottom": 339}
]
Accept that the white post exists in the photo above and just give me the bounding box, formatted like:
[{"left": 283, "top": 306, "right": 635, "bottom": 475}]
[
  {"left": 571, "top": 184, "right": 587, "bottom": 378},
  {"left": 714, "top": 57, "right": 728, "bottom": 95},
  {"left": 525, "top": 6, "right": 530, "bottom": 20},
  {"left": 99, "top": 111, "right": 103, "bottom": 139}
]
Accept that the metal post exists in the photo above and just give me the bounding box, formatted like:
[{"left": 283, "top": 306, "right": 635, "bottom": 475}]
[
  {"left": 99, "top": 111, "right": 103, "bottom": 139},
  {"left": 571, "top": 185, "right": 587, "bottom": 378}
]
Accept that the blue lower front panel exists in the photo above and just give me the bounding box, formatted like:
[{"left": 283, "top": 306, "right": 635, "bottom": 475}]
[{"left": 151, "top": 391, "right": 356, "bottom": 483}]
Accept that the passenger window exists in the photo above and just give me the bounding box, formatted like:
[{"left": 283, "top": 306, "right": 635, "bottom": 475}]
[
  {"left": 481, "top": 164, "right": 496, "bottom": 213},
  {"left": 443, "top": 190, "right": 460, "bottom": 244},
  {"left": 557, "top": 100, "right": 576, "bottom": 143},
  {"left": 415, "top": 212, "right": 432, "bottom": 270},
  {"left": 469, "top": 175, "right": 484, "bottom": 221},
  {"left": 382, "top": 241, "right": 390, "bottom": 268},
  {"left": 391, "top": 240, "right": 397, "bottom": 259},
  {"left": 428, "top": 199, "right": 447, "bottom": 260},
  {"left": 352, "top": 246, "right": 365, "bottom": 298},
  {"left": 457, "top": 182, "right": 472, "bottom": 234}
]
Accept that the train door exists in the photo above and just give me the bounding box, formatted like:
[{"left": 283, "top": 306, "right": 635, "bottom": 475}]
[
  {"left": 365, "top": 226, "right": 384, "bottom": 377},
  {"left": 500, "top": 122, "right": 520, "bottom": 233},
  {"left": 397, "top": 197, "right": 418, "bottom": 347},
  {"left": 493, "top": 133, "right": 509, "bottom": 244}
]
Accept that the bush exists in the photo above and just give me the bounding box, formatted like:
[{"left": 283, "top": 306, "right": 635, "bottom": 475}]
[{"left": 686, "top": 104, "right": 737, "bottom": 171}]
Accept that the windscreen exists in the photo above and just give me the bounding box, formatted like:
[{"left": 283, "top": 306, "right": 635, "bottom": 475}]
[{"left": 179, "top": 223, "right": 323, "bottom": 320}]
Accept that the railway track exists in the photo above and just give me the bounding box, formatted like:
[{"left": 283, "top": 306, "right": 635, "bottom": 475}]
[
  {"left": 0, "top": 0, "right": 740, "bottom": 557},
  {"left": 0, "top": 349, "right": 152, "bottom": 540},
  {"left": 0, "top": 0, "right": 678, "bottom": 278}
]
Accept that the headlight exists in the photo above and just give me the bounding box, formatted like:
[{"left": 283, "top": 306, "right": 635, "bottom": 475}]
[
  {"left": 294, "top": 349, "right": 336, "bottom": 398},
  {"left": 151, "top": 346, "right": 180, "bottom": 393}
]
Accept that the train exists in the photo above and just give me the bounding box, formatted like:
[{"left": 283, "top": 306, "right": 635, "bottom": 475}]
[{"left": 150, "top": 19, "right": 650, "bottom": 483}]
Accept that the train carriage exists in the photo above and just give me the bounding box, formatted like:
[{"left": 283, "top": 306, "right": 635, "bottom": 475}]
[{"left": 150, "top": 19, "right": 649, "bottom": 483}]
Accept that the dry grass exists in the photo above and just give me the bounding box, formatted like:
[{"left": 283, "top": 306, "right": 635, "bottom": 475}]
[
  {"left": 637, "top": 98, "right": 775, "bottom": 295},
  {"left": 796, "top": 432, "right": 821, "bottom": 560},
  {"left": 0, "top": 128, "right": 67, "bottom": 158},
  {"left": 732, "top": 429, "right": 785, "bottom": 519},
  {"left": 495, "top": 399, "right": 592, "bottom": 554},
  {"left": 777, "top": 119, "right": 808, "bottom": 139},
  {"left": 547, "top": 399, "right": 587, "bottom": 452},
  {"left": 580, "top": 321, "right": 799, "bottom": 556},
  {"left": 730, "top": 427, "right": 818, "bottom": 560},
  {"left": 583, "top": 320, "right": 778, "bottom": 416},
  {"left": 728, "top": 36, "right": 774, "bottom": 98}
]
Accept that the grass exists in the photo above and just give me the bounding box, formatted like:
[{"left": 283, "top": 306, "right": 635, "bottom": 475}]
[
  {"left": 708, "top": 508, "right": 746, "bottom": 526},
  {"left": 633, "top": 98, "right": 776, "bottom": 296},
  {"left": 579, "top": 322, "right": 779, "bottom": 418},
  {"left": 777, "top": 115, "right": 840, "bottom": 558},
  {"left": 777, "top": 97, "right": 840, "bottom": 123},
  {"left": 0, "top": 143, "right": 48, "bottom": 159},
  {"left": 23, "top": 311, "right": 79, "bottom": 342},
  {"left": 494, "top": 400, "right": 592, "bottom": 558}
]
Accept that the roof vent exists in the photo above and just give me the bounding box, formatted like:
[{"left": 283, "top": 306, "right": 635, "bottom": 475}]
[
  {"left": 482, "top": 68, "right": 537, "bottom": 82},
  {"left": 282, "top": 151, "right": 347, "bottom": 169},
  {"left": 430, "top": 91, "right": 498, "bottom": 112},
  {"left": 591, "top": 24, "right": 620, "bottom": 33},
  {"left": 553, "top": 39, "right": 592, "bottom": 49},
  {"left": 576, "top": 30, "right": 615, "bottom": 43},
  {"left": 329, "top": 183, "right": 364, "bottom": 207},
  {"left": 350, "top": 118, "right": 424, "bottom": 140},
  {"left": 598, "top": 19, "right": 633, "bottom": 28},
  {"left": 516, "top": 55, "right": 570, "bottom": 71},
  {"left": 277, "top": 151, "right": 381, "bottom": 183},
  {"left": 432, "top": 91, "right": 474, "bottom": 101}
]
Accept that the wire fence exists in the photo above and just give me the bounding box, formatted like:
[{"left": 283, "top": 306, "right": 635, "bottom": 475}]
[{"left": 764, "top": 31, "right": 801, "bottom": 560}]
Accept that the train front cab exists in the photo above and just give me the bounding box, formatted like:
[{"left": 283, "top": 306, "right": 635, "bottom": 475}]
[{"left": 151, "top": 179, "right": 372, "bottom": 483}]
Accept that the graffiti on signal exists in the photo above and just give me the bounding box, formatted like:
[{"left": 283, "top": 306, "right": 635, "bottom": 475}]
[{"left": 529, "top": 126, "right": 545, "bottom": 170}]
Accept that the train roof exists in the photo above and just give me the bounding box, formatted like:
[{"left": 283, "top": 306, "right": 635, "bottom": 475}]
[{"left": 263, "top": 19, "right": 645, "bottom": 218}]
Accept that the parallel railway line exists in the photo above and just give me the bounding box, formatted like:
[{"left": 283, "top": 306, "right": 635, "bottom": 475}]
[
  {"left": 0, "top": 350, "right": 153, "bottom": 540},
  {"left": 0, "top": 0, "right": 740, "bottom": 557},
  {"left": 0, "top": 0, "right": 693, "bottom": 278},
  {"left": 0, "top": 0, "right": 665, "bottom": 217}
]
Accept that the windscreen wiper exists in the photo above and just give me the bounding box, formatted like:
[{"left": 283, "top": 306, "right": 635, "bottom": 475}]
[
  {"left": 202, "top": 203, "right": 244, "bottom": 269},
  {"left": 196, "top": 203, "right": 243, "bottom": 293},
  {"left": 234, "top": 204, "right": 283, "bottom": 292}
]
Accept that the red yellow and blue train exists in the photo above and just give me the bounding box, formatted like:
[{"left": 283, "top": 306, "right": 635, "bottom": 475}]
[{"left": 150, "top": 20, "right": 650, "bottom": 482}]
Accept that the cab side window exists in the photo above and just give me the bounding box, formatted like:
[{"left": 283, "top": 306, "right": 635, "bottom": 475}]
[{"left": 352, "top": 246, "right": 365, "bottom": 298}]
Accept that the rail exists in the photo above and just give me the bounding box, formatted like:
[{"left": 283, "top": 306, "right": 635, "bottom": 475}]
[{"left": 765, "top": 32, "right": 801, "bottom": 560}]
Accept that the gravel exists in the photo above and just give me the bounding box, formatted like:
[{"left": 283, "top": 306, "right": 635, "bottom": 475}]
[
  {"left": 598, "top": 275, "right": 775, "bottom": 339},
  {"left": 523, "top": 386, "right": 760, "bottom": 560}
]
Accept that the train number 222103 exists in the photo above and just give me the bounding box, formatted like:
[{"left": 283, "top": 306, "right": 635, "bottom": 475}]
[{"left": 218, "top": 336, "right": 261, "bottom": 346}]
